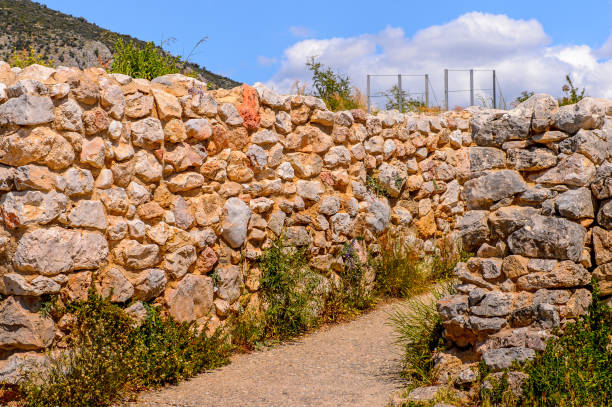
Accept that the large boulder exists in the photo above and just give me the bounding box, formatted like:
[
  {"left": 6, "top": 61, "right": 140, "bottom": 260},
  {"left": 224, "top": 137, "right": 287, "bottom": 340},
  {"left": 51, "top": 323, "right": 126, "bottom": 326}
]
[
  {"left": 365, "top": 196, "right": 391, "bottom": 235},
  {"left": 462, "top": 170, "right": 526, "bottom": 209},
  {"left": 553, "top": 97, "right": 606, "bottom": 134},
  {"left": 471, "top": 110, "right": 530, "bottom": 147},
  {"left": 133, "top": 269, "right": 167, "bottom": 301},
  {"left": 513, "top": 94, "right": 558, "bottom": 132},
  {"left": 592, "top": 161, "right": 612, "bottom": 200},
  {"left": 220, "top": 197, "right": 251, "bottom": 248},
  {"left": 517, "top": 261, "right": 590, "bottom": 291},
  {"left": 0, "top": 190, "right": 67, "bottom": 228},
  {"left": 482, "top": 347, "right": 535, "bottom": 371},
  {"left": 96, "top": 267, "right": 134, "bottom": 303},
  {"left": 507, "top": 215, "right": 586, "bottom": 262},
  {"left": 113, "top": 239, "right": 159, "bottom": 270},
  {"left": 488, "top": 206, "right": 539, "bottom": 239},
  {"left": 530, "top": 154, "right": 595, "bottom": 187},
  {"left": 166, "top": 274, "right": 214, "bottom": 322},
  {"left": 0, "top": 94, "right": 54, "bottom": 125},
  {"left": 554, "top": 188, "right": 594, "bottom": 219},
  {"left": 378, "top": 162, "right": 408, "bottom": 198},
  {"left": 215, "top": 265, "right": 242, "bottom": 304},
  {"left": 13, "top": 227, "right": 108, "bottom": 275},
  {"left": 469, "top": 147, "right": 506, "bottom": 173},
  {"left": 0, "top": 297, "right": 55, "bottom": 350},
  {"left": 0, "top": 127, "right": 74, "bottom": 169},
  {"left": 597, "top": 200, "right": 612, "bottom": 230},
  {"left": 506, "top": 148, "right": 557, "bottom": 171},
  {"left": 456, "top": 210, "right": 490, "bottom": 251}
]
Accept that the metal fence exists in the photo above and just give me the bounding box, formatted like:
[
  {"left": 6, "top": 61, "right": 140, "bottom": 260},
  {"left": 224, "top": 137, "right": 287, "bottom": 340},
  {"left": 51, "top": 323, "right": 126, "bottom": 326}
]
[
  {"left": 443, "top": 69, "right": 507, "bottom": 110},
  {"left": 366, "top": 69, "right": 506, "bottom": 112},
  {"left": 365, "top": 74, "right": 434, "bottom": 113}
]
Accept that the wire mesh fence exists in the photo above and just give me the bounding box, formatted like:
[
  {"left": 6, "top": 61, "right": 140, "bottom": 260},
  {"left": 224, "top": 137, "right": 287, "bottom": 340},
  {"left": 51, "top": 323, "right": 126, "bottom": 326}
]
[
  {"left": 366, "top": 74, "right": 435, "bottom": 113},
  {"left": 443, "top": 69, "right": 507, "bottom": 110},
  {"left": 366, "top": 69, "right": 505, "bottom": 112}
]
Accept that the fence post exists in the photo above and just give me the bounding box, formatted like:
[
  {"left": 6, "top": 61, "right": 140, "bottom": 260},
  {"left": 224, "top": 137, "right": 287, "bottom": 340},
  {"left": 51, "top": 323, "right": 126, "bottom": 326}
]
[
  {"left": 397, "top": 74, "right": 403, "bottom": 112},
  {"left": 469, "top": 69, "right": 474, "bottom": 106},
  {"left": 444, "top": 69, "right": 448, "bottom": 111},
  {"left": 366, "top": 74, "right": 371, "bottom": 113},
  {"left": 492, "top": 70, "right": 496, "bottom": 109},
  {"left": 424, "top": 74, "right": 429, "bottom": 108}
]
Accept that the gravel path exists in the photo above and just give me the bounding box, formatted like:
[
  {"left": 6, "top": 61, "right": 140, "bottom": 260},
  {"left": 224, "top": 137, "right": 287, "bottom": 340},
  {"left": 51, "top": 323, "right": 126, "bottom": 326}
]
[{"left": 126, "top": 300, "right": 408, "bottom": 407}]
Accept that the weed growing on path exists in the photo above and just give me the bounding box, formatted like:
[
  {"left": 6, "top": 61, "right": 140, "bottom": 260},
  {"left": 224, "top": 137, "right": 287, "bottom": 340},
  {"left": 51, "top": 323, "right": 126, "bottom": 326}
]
[
  {"left": 373, "top": 232, "right": 468, "bottom": 298},
  {"left": 388, "top": 283, "right": 455, "bottom": 384}
]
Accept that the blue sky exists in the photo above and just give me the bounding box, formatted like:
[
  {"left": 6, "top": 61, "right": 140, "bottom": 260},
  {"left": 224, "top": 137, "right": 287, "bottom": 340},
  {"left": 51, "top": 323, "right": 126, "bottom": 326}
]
[{"left": 39, "top": 0, "right": 612, "bottom": 106}]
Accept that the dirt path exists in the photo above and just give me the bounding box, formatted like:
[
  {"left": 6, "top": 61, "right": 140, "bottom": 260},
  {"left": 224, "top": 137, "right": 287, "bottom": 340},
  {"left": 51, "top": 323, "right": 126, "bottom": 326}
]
[{"left": 126, "top": 300, "right": 409, "bottom": 407}]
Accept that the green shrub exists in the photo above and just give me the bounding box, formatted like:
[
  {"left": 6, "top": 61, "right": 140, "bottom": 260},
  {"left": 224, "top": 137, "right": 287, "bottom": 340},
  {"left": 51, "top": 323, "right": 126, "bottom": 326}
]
[
  {"left": 373, "top": 233, "right": 468, "bottom": 298},
  {"left": 478, "top": 366, "right": 519, "bottom": 407},
  {"left": 558, "top": 74, "right": 585, "bottom": 106},
  {"left": 227, "top": 309, "right": 266, "bottom": 352},
  {"left": 21, "top": 292, "right": 229, "bottom": 407},
  {"left": 385, "top": 84, "right": 426, "bottom": 113},
  {"left": 130, "top": 304, "right": 230, "bottom": 387},
  {"left": 110, "top": 38, "right": 193, "bottom": 80},
  {"left": 258, "top": 238, "right": 322, "bottom": 340},
  {"left": 512, "top": 91, "right": 535, "bottom": 107},
  {"left": 8, "top": 46, "right": 55, "bottom": 68},
  {"left": 519, "top": 283, "right": 611, "bottom": 407},
  {"left": 388, "top": 283, "right": 454, "bottom": 384},
  {"left": 306, "top": 56, "right": 364, "bottom": 112},
  {"left": 323, "top": 239, "right": 376, "bottom": 322}
]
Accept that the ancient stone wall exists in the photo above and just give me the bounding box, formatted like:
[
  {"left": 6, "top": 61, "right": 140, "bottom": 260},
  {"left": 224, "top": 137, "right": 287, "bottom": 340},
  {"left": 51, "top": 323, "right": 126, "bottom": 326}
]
[
  {"left": 439, "top": 95, "right": 612, "bottom": 372},
  {"left": 0, "top": 62, "right": 471, "bottom": 375},
  {"left": 0, "top": 61, "right": 610, "bottom": 377}
]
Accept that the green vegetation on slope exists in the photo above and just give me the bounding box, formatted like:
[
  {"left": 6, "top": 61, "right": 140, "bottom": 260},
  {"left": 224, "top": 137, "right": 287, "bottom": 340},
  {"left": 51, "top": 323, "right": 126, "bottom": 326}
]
[{"left": 0, "top": 0, "right": 240, "bottom": 88}]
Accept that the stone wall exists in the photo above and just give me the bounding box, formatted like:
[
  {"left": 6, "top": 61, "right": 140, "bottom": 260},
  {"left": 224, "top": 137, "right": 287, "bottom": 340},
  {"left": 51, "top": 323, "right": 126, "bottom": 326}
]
[
  {"left": 0, "top": 62, "right": 472, "bottom": 375},
  {"left": 438, "top": 95, "right": 612, "bottom": 372},
  {"left": 0, "top": 61, "right": 610, "bottom": 377}
]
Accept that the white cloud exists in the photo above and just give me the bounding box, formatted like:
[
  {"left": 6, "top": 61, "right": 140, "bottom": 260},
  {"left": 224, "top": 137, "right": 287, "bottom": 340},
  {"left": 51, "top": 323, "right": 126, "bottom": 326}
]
[
  {"left": 597, "top": 30, "right": 612, "bottom": 58},
  {"left": 266, "top": 12, "right": 612, "bottom": 108},
  {"left": 289, "top": 25, "right": 315, "bottom": 38},
  {"left": 257, "top": 56, "right": 278, "bottom": 67}
]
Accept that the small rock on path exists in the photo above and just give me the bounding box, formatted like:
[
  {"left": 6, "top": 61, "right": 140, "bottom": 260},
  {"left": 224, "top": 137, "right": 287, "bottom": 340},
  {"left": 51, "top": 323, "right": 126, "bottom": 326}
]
[{"left": 125, "top": 300, "right": 407, "bottom": 407}]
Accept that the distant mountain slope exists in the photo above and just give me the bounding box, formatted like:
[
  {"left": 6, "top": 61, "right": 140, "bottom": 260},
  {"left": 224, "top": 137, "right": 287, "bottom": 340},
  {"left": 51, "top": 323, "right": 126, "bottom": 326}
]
[{"left": 0, "top": 0, "right": 241, "bottom": 88}]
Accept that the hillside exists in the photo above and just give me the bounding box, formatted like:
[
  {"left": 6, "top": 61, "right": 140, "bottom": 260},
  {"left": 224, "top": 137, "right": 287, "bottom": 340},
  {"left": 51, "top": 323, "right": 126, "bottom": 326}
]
[{"left": 0, "top": 0, "right": 241, "bottom": 88}]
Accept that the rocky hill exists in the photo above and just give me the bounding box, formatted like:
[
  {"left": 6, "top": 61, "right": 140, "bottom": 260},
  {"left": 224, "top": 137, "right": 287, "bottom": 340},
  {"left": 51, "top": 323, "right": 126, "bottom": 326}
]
[{"left": 0, "top": 0, "right": 241, "bottom": 89}]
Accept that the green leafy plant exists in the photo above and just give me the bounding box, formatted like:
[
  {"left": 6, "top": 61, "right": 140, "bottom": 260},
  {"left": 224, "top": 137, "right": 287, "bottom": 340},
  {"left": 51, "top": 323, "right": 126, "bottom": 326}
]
[
  {"left": 258, "top": 237, "right": 321, "bottom": 340},
  {"left": 20, "top": 292, "right": 229, "bottom": 407},
  {"left": 512, "top": 90, "right": 535, "bottom": 107},
  {"left": 8, "top": 46, "right": 55, "bottom": 68},
  {"left": 385, "top": 84, "right": 425, "bottom": 112},
  {"left": 110, "top": 38, "right": 197, "bottom": 80},
  {"left": 323, "top": 239, "right": 376, "bottom": 322},
  {"left": 558, "top": 74, "right": 585, "bottom": 106},
  {"left": 388, "top": 283, "right": 455, "bottom": 384},
  {"left": 479, "top": 369, "right": 518, "bottom": 407},
  {"left": 519, "top": 282, "right": 611, "bottom": 406},
  {"left": 373, "top": 233, "right": 468, "bottom": 298},
  {"left": 306, "top": 56, "right": 364, "bottom": 111},
  {"left": 366, "top": 172, "right": 390, "bottom": 198},
  {"left": 227, "top": 309, "right": 266, "bottom": 352}
]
